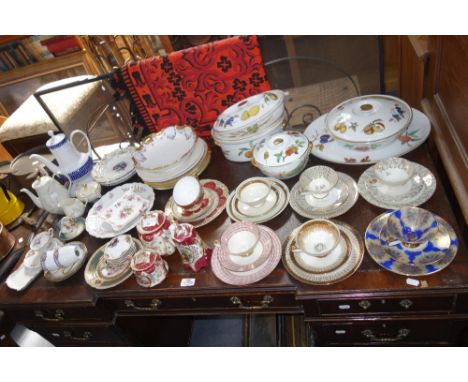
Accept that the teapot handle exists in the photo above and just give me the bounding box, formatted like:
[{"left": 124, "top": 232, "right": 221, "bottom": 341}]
[
  {"left": 70, "top": 130, "right": 92, "bottom": 157},
  {"left": 53, "top": 172, "right": 72, "bottom": 194}
]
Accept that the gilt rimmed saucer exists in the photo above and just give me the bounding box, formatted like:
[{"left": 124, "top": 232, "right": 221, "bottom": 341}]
[
  {"left": 226, "top": 178, "right": 289, "bottom": 224},
  {"left": 283, "top": 221, "right": 364, "bottom": 285},
  {"left": 167, "top": 187, "right": 218, "bottom": 223},
  {"left": 365, "top": 212, "right": 458, "bottom": 276},
  {"left": 56, "top": 217, "right": 85, "bottom": 241},
  {"left": 85, "top": 238, "right": 142, "bottom": 289},
  {"left": 358, "top": 162, "right": 436, "bottom": 209},
  {"left": 92, "top": 146, "right": 136, "bottom": 186},
  {"left": 165, "top": 179, "right": 228, "bottom": 228},
  {"left": 44, "top": 242, "right": 88, "bottom": 283},
  {"left": 217, "top": 226, "right": 272, "bottom": 272},
  {"left": 289, "top": 172, "right": 358, "bottom": 219},
  {"left": 211, "top": 225, "right": 282, "bottom": 286}
]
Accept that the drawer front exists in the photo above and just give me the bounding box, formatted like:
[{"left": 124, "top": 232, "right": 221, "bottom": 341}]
[
  {"left": 315, "top": 295, "right": 454, "bottom": 316},
  {"left": 110, "top": 293, "right": 299, "bottom": 314},
  {"left": 28, "top": 321, "right": 128, "bottom": 346},
  {"left": 12, "top": 305, "right": 112, "bottom": 323},
  {"left": 312, "top": 319, "right": 451, "bottom": 345}
]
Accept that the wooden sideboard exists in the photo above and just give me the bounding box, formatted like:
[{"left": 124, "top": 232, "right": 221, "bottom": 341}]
[{"left": 0, "top": 140, "right": 467, "bottom": 346}]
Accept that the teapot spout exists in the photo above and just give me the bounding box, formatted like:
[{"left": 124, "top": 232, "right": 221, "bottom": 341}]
[
  {"left": 20, "top": 188, "right": 43, "bottom": 209},
  {"left": 29, "top": 154, "right": 60, "bottom": 175}
]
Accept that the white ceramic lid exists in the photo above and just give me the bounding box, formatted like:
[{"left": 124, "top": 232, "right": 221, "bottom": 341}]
[
  {"left": 133, "top": 125, "right": 196, "bottom": 170},
  {"left": 325, "top": 95, "right": 412, "bottom": 144},
  {"left": 213, "top": 90, "right": 284, "bottom": 133},
  {"left": 173, "top": 176, "right": 201, "bottom": 207},
  {"left": 253, "top": 131, "right": 309, "bottom": 167}
]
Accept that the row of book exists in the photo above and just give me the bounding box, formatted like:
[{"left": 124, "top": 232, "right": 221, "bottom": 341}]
[{"left": 0, "top": 36, "right": 82, "bottom": 72}]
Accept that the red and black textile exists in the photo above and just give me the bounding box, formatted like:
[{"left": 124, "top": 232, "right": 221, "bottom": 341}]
[{"left": 117, "top": 35, "right": 271, "bottom": 138}]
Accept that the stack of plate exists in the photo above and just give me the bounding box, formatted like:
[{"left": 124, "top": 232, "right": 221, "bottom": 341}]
[
  {"left": 225, "top": 177, "right": 289, "bottom": 224},
  {"left": 283, "top": 220, "right": 364, "bottom": 285},
  {"left": 133, "top": 125, "right": 211, "bottom": 190},
  {"left": 212, "top": 90, "right": 287, "bottom": 162},
  {"left": 92, "top": 146, "right": 136, "bottom": 187},
  {"left": 211, "top": 222, "right": 282, "bottom": 285},
  {"left": 365, "top": 207, "right": 458, "bottom": 277},
  {"left": 85, "top": 182, "right": 154, "bottom": 238},
  {"left": 358, "top": 157, "right": 436, "bottom": 209}
]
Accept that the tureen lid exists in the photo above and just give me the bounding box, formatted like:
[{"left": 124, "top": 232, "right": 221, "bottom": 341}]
[
  {"left": 325, "top": 95, "right": 412, "bottom": 144},
  {"left": 253, "top": 131, "right": 309, "bottom": 167},
  {"left": 213, "top": 90, "right": 284, "bottom": 133}
]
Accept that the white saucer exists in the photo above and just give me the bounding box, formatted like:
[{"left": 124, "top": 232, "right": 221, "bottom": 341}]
[
  {"left": 304, "top": 108, "right": 431, "bottom": 165},
  {"left": 237, "top": 189, "right": 278, "bottom": 217}
]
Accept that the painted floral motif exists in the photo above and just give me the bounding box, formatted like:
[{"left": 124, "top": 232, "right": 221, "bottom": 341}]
[
  {"left": 398, "top": 130, "right": 420, "bottom": 145},
  {"left": 363, "top": 119, "right": 385, "bottom": 135},
  {"left": 344, "top": 156, "right": 370, "bottom": 163},
  {"left": 334, "top": 121, "right": 358, "bottom": 134},
  {"left": 309, "top": 133, "right": 334, "bottom": 152},
  {"left": 240, "top": 105, "right": 260, "bottom": 121},
  {"left": 238, "top": 141, "right": 255, "bottom": 158},
  {"left": 113, "top": 161, "right": 128, "bottom": 172},
  {"left": 390, "top": 103, "right": 406, "bottom": 122},
  {"left": 270, "top": 139, "right": 306, "bottom": 163}
]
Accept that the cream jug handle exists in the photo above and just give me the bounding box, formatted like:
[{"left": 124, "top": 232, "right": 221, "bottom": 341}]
[
  {"left": 53, "top": 172, "right": 72, "bottom": 193},
  {"left": 70, "top": 130, "right": 92, "bottom": 157}
]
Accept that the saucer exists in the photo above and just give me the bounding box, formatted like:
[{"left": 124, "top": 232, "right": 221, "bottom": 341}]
[
  {"left": 304, "top": 108, "right": 431, "bottom": 165},
  {"left": 92, "top": 146, "right": 136, "bottom": 186},
  {"left": 169, "top": 187, "right": 218, "bottom": 222},
  {"left": 289, "top": 172, "right": 358, "bottom": 219},
  {"left": 226, "top": 178, "right": 289, "bottom": 224},
  {"left": 358, "top": 162, "right": 436, "bottom": 209},
  {"left": 165, "top": 179, "right": 229, "bottom": 228},
  {"left": 44, "top": 242, "right": 88, "bottom": 282},
  {"left": 56, "top": 217, "right": 85, "bottom": 241},
  {"left": 365, "top": 212, "right": 458, "bottom": 276},
  {"left": 218, "top": 226, "right": 272, "bottom": 272},
  {"left": 283, "top": 221, "right": 364, "bottom": 285},
  {"left": 211, "top": 226, "right": 282, "bottom": 286},
  {"left": 85, "top": 238, "right": 142, "bottom": 289},
  {"left": 379, "top": 219, "right": 451, "bottom": 266},
  {"left": 292, "top": 233, "right": 349, "bottom": 273}
]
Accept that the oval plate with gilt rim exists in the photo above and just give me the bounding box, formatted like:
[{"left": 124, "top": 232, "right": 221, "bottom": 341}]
[
  {"left": 85, "top": 238, "right": 143, "bottom": 290},
  {"left": 282, "top": 220, "right": 364, "bottom": 285},
  {"left": 44, "top": 242, "right": 88, "bottom": 283},
  {"left": 304, "top": 108, "right": 430, "bottom": 165},
  {"left": 211, "top": 225, "right": 282, "bottom": 286},
  {"left": 365, "top": 212, "right": 458, "bottom": 277},
  {"left": 165, "top": 179, "right": 229, "bottom": 228},
  {"left": 358, "top": 162, "right": 436, "bottom": 209},
  {"left": 289, "top": 172, "right": 358, "bottom": 219}
]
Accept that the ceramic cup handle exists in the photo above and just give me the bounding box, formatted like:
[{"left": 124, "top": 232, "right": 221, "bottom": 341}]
[{"left": 70, "top": 130, "right": 93, "bottom": 158}]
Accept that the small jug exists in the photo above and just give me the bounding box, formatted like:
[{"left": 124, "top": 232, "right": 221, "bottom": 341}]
[
  {"left": 58, "top": 198, "right": 88, "bottom": 218},
  {"left": 136, "top": 211, "right": 175, "bottom": 255},
  {"left": 170, "top": 222, "right": 211, "bottom": 272}
]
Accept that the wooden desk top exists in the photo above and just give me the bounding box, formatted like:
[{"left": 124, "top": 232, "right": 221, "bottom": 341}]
[{"left": 1, "top": 141, "right": 467, "bottom": 309}]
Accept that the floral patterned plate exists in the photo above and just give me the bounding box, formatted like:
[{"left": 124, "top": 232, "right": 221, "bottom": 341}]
[
  {"left": 304, "top": 108, "right": 430, "bottom": 165},
  {"left": 92, "top": 147, "right": 136, "bottom": 186},
  {"left": 56, "top": 217, "right": 85, "bottom": 241},
  {"left": 85, "top": 183, "right": 154, "bottom": 238},
  {"left": 85, "top": 238, "right": 143, "bottom": 289},
  {"left": 165, "top": 179, "right": 229, "bottom": 228}
]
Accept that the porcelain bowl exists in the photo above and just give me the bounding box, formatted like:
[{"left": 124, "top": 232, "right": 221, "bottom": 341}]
[
  {"left": 386, "top": 207, "right": 438, "bottom": 244},
  {"left": 235, "top": 178, "right": 272, "bottom": 208},
  {"left": 299, "top": 165, "right": 339, "bottom": 199},
  {"left": 220, "top": 222, "right": 260, "bottom": 257},
  {"left": 295, "top": 219, "right": 341, "bottom": 257},
  {"left": 374, "top": 157, "right": 415, "bottom": 187}
]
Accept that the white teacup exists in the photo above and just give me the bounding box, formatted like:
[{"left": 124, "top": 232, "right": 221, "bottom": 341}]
[
  {"left": 58, "top": 198, "right": 88, "bottom": 218},
  {"left": 220, "top": 222, "right": 260, "bottom": 257},
  {"left": 40, "top": 244, "right": 80, "bottom": 272},
  {"left": 236, "top": 178, "right": 272, "bottom": 208},
  {"left": 294, "top": 219, "right": 341, "bottom": 257}
]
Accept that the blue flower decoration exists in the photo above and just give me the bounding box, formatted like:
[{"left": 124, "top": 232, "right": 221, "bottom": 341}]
[{"left": 319, "top": 134, "right": 331, "bottom": 143}]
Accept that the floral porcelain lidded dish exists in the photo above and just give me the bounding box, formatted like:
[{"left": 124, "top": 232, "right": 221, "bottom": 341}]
[
  {"left": 325, "top": 95, "right": 412, "bottom": 151},
  {"left": 252, "top": 131, "right": 311, "bottom": 179}
]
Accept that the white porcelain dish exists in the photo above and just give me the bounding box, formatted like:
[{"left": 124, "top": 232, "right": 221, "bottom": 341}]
[
  {"left": 92, "top": 147, "right": 136, "bottom": 186},
  {"left": 326, "top": 95, "right": 412, "bottom": 150},
  {"left": 304, "top": 108, "right": 431, "bottom": 165}
]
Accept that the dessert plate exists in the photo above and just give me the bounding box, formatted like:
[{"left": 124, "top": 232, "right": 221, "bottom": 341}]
[
  {"left": 283, "top": 221, "right": 364, "bottom": 285},
  {"left": 6, "top": 263, "right": 42, "bottom": 291},
  {"left": 56, "top": 217, "right": 85, "bottom": 241},
  {"left": 365, "top": 212, "right": 458, "bottom": 276},
  {"left": 44, "top": 242, "right": 88, "bottom": 282},
  {"left": 289, "top": 172, "right": 358, "bottom": 219},
  {"left": 303, "top": 108, "right": 431, "bottom": 165},
  {"left": 85, "top": 183, "right": 154, "bottom": 238},
  {"left": 85, "top": 238, "right": 142, "bottom": 289},
  {"left": 217, "top": 227, "right": 272, "bottom": 272},
  {"left": 358, "top": 163, "right": 436, "bottom": 209},
  {"left": 92, "top": 147, "right": 136, "bottom": 186},
  {"left": 226, "top": 178, "right": 289, "bottom": 224},
  {"left": 165, "top": 179, "right": 229, "bottom": 228},
  {"left": 211, "top": 226, "right": 282, "bottom": 286}
]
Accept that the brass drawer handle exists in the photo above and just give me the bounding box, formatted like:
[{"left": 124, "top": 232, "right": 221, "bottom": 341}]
[
  {"left": 63, "top": 331, "right": 92, "bottom": 342},
  {"left": 399, "top": 299, "right": 413, "bottom": 309},
  {"left": 358, "top": 300, "right": 372, "bottom": 310},
  {"left": 124, "top": 299, "right": 162, "bottom": 311},
  {"left": 34, "top": 309, "right": 64, "bottom": 322},
  {"left": 361, "top": 328, "right": 410, "bottom": 342},
  {"left": 230, "top": 295, "right": 274, "bottom": 310}
]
